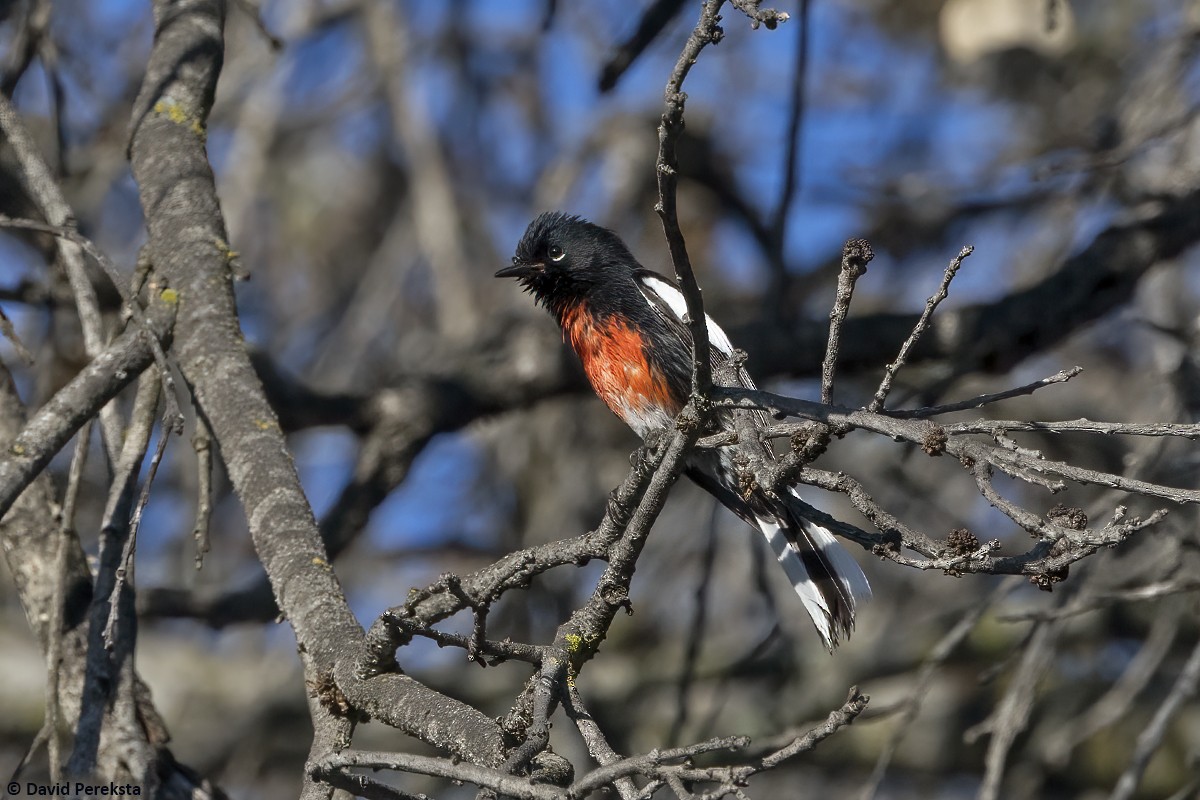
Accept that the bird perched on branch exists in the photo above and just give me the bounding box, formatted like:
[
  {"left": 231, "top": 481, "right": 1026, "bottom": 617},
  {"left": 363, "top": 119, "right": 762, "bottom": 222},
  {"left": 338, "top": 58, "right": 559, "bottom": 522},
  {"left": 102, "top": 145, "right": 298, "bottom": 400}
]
[{"left": 497, "top": 212, "right": 870, "bottom": 649}]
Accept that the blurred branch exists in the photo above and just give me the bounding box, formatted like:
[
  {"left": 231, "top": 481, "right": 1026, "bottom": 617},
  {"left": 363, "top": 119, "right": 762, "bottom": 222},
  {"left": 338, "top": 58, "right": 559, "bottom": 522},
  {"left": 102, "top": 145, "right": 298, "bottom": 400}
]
[
  {"left": 1043, "top": 602, "right": 1180, "bottom": 767},
  {"left": 598, "top": 0, "right": 688, "bottom": 92},
  {"left": 1109, "top": 635, "right": 1200, "bottom": 800},
  {"left": 739, "top": 185, "right": 1200, "bottom": 378},
  {"left": 0, "top": 94, "right": 125, "bottom": 463},
  {"left": 140, "top": 322, "right": 579, "bottom": 626},
  {"left": 971, "top": 620, "right": 1059, "bottom": 800},
  {"left": 0, "top": 301, "right": 32, "bottom": 362},
  {"left": 0, "top": 213, "right": 184, "bottom": 425},
  {"left": 362, "top": 1, "right": 478, "bottom": 341},
  {"left": 860, "top": 580, "right": 1020, "bottom": 800},
  {"left": 0, "top": 0, "right": 49, "bottom": 96},
  {"left": 765, "top": 0, "right": 806, "bottom": 314},
  {"left": 667, "top": 506, "right": 719, "bottom": 747}
]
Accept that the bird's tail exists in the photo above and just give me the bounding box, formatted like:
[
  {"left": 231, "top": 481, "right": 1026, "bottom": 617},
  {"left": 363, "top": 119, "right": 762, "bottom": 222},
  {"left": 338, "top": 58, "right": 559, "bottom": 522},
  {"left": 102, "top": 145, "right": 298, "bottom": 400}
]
[{"left": 754, "top": 489, "right": 871, "bottom": 651}]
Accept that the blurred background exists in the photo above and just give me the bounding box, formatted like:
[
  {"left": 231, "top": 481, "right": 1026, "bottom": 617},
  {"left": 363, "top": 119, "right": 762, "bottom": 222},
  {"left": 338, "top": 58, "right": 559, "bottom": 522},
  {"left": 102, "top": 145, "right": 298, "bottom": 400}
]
[{"left": 1, "top": 0, "right": 1199, "bottom": 797}]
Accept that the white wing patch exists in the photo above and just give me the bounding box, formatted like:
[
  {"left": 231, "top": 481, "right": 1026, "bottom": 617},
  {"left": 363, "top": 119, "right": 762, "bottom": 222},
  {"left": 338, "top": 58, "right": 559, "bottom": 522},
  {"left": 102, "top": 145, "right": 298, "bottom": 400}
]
[{"left": 638, "top": 273, "right": 736, "bottom": 356}]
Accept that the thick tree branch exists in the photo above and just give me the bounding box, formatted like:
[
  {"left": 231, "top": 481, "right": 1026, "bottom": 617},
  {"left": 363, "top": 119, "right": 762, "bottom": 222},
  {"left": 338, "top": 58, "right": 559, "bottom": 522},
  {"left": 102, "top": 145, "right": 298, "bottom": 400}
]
[
  {"left": 0, "top": 296, "right": 175, "bottom": 521},
  {"left": 126, "top": 0, "right": 512, "bottom": 780}
]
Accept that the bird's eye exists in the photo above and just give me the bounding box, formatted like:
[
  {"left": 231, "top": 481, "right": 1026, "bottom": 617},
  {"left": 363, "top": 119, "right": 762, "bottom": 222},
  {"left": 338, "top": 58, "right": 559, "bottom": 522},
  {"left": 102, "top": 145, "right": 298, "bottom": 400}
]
[
  {"left": 548, "top": 245, "right": 566, "bottom": 262},
  {"left": 511, "top": 256, "right": 520, "bottom": 266}
]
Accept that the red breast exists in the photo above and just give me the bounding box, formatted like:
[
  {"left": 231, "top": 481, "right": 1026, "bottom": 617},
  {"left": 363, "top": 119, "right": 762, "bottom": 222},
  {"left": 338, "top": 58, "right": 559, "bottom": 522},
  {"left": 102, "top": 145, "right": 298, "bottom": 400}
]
[{"left": 561, "top": 302, "right": 683, "bottom": 427}]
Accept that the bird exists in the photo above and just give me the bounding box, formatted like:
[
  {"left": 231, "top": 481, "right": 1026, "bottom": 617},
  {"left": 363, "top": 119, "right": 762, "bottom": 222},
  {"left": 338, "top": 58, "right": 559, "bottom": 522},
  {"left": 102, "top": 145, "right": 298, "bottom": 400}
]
[{"left": 496, "top": 211, "right": 870, "bottom": 650}]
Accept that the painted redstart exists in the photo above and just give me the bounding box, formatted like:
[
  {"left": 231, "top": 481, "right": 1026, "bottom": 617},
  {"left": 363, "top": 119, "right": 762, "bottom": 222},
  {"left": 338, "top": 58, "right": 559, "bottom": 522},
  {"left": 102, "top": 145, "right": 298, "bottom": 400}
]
[{"left": 496, "top": 212, "right": 870, "bottom": 649}]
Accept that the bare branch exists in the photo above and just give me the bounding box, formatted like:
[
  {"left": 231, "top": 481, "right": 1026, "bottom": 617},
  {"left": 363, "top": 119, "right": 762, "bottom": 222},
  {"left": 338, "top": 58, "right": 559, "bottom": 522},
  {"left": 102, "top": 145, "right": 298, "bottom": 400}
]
[
  {"left": 756, "top": 687, "right": 869, "bottom": 768},
  {"left": 870, "top": 245, "right": 973, "bottom": 412},
  {"left": 563, "top": 684, "right": 639, "bottom": 800},
  {"left": 312, "top": 750, "right": 563, "bottom": 800},
  {"left": 67, "top": 369, "right": 160, "bottom": 776},
  {"left": 103, "top": 377, "right": 170, "bottom": 648},
  {"left": 890, "top": 366, "right": 1083, "bottom": 418},
  {"left": 943, "top": 416, "right": 1200, "bottom": 437},
  {"left": 655, "top": 0, "right": 724, "bottom": 396},
  {"left": 821, "top": 238, "right": 873, "bottom": 404},
  {"left": 191, "top": 417, "right": 213, "bottom": 568}
]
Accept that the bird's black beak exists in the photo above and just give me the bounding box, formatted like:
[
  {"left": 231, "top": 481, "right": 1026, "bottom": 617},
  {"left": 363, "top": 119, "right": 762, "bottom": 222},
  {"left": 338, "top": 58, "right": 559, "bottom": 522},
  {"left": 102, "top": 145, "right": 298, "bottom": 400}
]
[{"left": 495, "top": 258, "right": 542, "bottom": 279}]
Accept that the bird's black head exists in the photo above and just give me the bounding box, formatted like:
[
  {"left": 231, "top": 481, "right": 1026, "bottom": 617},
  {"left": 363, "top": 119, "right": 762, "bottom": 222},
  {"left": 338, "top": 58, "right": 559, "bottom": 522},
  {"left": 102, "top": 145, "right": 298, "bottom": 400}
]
[{"left": 496, "top": 212, "right": 639, "bottom": 313}]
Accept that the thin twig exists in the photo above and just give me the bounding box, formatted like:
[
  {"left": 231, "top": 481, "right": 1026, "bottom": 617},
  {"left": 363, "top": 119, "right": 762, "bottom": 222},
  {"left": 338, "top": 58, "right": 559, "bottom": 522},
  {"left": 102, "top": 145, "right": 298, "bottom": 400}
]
[
  {"left": 104, "top": 406, "right": 172, "bottom": 649},
  {"left": 729, "top": 0, "right": 789, "bottom": 28},
  {"left": 869, "top": 245, "right": 973, "bottom": 412},
  {"left": 563, "top": 683, "right": 639, "bottom": 800},
  {"left": 942, "top": 416, "right": 1200, "bottom": 437},
  {"left": 192, "top": 417, "right": 213, "bottom": 568},
  {"left": 821, "top": 239, "right": 873, "bottom": 404},
  {"left": 759, "top": 686, "right": 869, "bottom": 768},
  {"left": 889, "top": 366, "right": 1083, "bottom": 418},
  {"left": 654, "top": 0, "right": 725, "bottom": 396}
]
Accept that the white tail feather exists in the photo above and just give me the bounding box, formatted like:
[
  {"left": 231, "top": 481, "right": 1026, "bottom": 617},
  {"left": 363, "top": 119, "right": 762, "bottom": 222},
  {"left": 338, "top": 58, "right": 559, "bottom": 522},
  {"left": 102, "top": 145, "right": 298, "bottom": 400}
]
[
  {"left": 756, "top": 516, "right": 836, "bottom": 648},
  {"left": 796, "top": 516, "right": 873, "bottom": 613}
]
